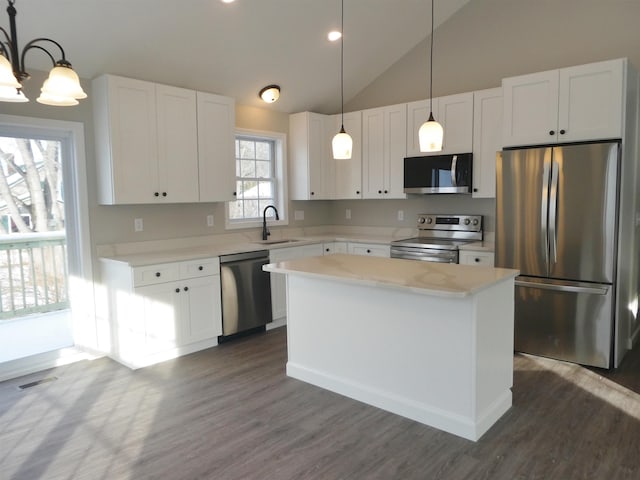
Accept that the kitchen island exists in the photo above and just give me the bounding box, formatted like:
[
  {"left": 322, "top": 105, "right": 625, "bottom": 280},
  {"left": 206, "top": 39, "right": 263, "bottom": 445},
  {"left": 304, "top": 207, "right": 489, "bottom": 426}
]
[{"left": 264, "top": 254, "right": 519, "bottom": 441}]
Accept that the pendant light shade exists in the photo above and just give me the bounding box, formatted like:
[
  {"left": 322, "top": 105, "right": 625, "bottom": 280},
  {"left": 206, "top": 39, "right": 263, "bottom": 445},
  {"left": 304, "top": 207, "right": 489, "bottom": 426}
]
[
  {"left": 419, "top": 0, "right": 443, "bottom": 152},
  {"left": 332, "top": 0, "right": 352, "bottom": 160},
  {"left": 332, "top": 125, "right": 353, "bottom": 160}
]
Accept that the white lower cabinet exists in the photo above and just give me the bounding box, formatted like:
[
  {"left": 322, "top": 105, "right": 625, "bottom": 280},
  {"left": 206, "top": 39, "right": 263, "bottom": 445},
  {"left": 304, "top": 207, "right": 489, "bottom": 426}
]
[
  {"left": 347, "top": 242, "right": 391, "bottom": 258},
  {"left": 459, "top": 251, "right": 495, "bottom": 266},
  {"left": 100, "top": 257, "right": 222, "bottom": 369},
  {"left": 269, "top": 244, "right": 324, "bottom": 321}
]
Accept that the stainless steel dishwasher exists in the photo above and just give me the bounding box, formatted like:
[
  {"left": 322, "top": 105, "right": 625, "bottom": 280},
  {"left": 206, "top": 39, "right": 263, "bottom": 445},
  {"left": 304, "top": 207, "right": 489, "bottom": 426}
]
[{"left": 219, "top": 250, "right": 272, "bottom": 339}]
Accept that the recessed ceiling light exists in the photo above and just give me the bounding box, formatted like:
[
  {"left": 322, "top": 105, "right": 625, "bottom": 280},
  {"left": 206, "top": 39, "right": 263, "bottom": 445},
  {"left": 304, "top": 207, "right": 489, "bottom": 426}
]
[
  {"left": 221, "top": 0, "right": 236, "bottom": 4},
  {"left": 328, "top": 30, "right": 342, "bottom": 42}
]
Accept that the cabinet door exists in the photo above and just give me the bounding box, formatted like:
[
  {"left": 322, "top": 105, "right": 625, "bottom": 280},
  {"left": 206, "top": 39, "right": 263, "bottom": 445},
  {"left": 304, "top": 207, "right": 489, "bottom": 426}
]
[
  {"left": 362, "top": 107, "right": 386, "bottom": 198},
  {"left": 96, "top": 75, "right": 158, "bottom": 204},
  {"left": 502, "top": 70, "right": 559, "bottom": 147},
  {"left": 385, "top": 104, "right": 408, "bottom": 198},
  {"left": 323, "top": 241, "right": 348, "bottom": 254},
  {"left": 309, "top": 113, "right": 330, "bottom": 199},
  {"left": 197, "top": 92, "right": 236, "bottom": 202},
  {"left": 472, "top": 88, "right": 503, "bottom": 198},
  {"left": 289, "top": 112, "right": 330, "bottom": 200},
  {"left": 362, "top": 104, "right": 407, "bottom": 199},
  {"left": 136, "top": 283, "right": 180, "bottom": 355},
  {"left": 333, "top": 111, "right": 363, "bottom": 199},
  {"left": 180, "top": 275, "right": 222, "bottom": 344},
  {"left": 156, "top": 84, "right": 199, "bottom": 203},
  {"left": 558, "top": 59, "right": 624, "bottom": 142},
  {"left": 438, "top": 92, "right": 473, "bottom": 154},
  {"left": 406, "top": 98, "right": 438, "bottom": 157}
]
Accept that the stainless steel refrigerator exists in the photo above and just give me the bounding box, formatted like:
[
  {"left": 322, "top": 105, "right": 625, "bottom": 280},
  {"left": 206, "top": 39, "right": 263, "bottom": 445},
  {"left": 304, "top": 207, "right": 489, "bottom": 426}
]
[{"left": 495, "top": 142, "right": 619, "bottom": 369}]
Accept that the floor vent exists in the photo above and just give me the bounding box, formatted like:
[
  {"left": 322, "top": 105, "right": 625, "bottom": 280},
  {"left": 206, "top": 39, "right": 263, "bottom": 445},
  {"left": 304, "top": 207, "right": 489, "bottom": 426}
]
[{"left": 18, "top": 376, "right": 58, "bottom": 390}]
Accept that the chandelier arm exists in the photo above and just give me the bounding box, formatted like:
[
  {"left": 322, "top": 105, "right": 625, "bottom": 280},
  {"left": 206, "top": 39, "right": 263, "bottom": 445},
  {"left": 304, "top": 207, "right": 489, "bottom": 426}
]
[
  {"left": 0, "top": 26, "right": 12, "bottom": 48},
  {"left": 21, "top": 37, "right": 68, "bottom": 69}
]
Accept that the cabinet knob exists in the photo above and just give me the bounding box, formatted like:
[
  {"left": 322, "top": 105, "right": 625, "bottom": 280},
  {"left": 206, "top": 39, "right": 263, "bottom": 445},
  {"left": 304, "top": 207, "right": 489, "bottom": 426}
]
[
  {"left": 356, "top": 191, "right": 360, "bottom": 195},
  {"left": 378, "top": 190, "right": 382, "bottom": 194},
  {"left": 155, "top": 272, "right": 161, "bottom": 277},
  {"left": 198, "top": 266, "right": 203, "bottom": 271},
  {"left": 184, "top": 286, "right": 189, "bottom": 292},
  {"left": 154, "top": 192, "right": 159, "bottom": 197},
  {"left": 366, "top": 249, "right": 371, "bottom": 253},
  {"left": 325, "top": 248, "right": 330, "bottom": 252},
  {"left": 559, "top": 129, "right": 566, "bottom": 135},
  {"left": 310, "top": 191, "right": 315, "bottom": 196},
  {"left": 473, "top": 188, "right": 478, "bottom": 192},
  {"left": 384, "top": 190, "right": 388, "bottom": 194},
  {"left": 549, "top": 130, "right": 555, "bottom": 136},
  {"left": 175, "top": 288, "right": 180, "bottom": 293},
  {"left": 475, "top": 258, "right": 480, "bottom": 263},
  {"left": 233, "top": 191, "right": 237, "bottom": 196},
  {"left": 162, "top": 192, "right": 167, "bottom": 197}
]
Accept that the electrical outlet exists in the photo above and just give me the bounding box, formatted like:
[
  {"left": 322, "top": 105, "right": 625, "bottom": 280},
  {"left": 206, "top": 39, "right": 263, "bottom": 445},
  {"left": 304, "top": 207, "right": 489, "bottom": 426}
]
[
  {"left": 134, "top": 218, "right": 143, "bottom": 232},
  {"left": 345, "top": 208, "right": 351, "bottom": 220},
  {"left": 207, "top": 214, "right": 214, "bottom": 227},
  {"left": 294, "top": 210, "right": 304, "bottom": 221},
  {"left": 397, "top": 210, "right": 404, "bottom": 221}
]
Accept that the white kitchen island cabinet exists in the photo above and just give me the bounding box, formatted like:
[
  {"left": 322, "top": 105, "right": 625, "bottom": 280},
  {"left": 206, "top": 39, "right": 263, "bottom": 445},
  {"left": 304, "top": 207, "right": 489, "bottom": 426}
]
[{"left": 264, "top": 254, "right": 518, "bottom": 441}]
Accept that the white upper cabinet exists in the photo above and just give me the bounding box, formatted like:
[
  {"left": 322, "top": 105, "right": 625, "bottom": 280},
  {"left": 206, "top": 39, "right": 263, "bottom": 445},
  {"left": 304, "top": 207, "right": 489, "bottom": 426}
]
[
  {"left": 155, "top": 84, "right": 199, "bottom": 203},
  {"left": 362, "top": 104, "right": 407, "bottom": 199},
  {"left": 196, "top": 92, "right": 236, "bottom": 202},
  {"left": 93, "top": 74, "right": 235, "bottom": 205},
  {"left": 406, "top": 93, "right": 473, "bottom": 156},
  {"left": 332, "top": 111, "right": 363, "bottom": 199},
  {"left": 289, "top": 111, "right": 333, "bottom": 200},
  {"left": 93, "top": 75, "right": 158, "bottom": 204},
  {"left": 472, "top": 88, "right": 503, "bottom": 198},
  {"left": 437, "top": 92, "right": 474, "bottom": 154},
  {"left": 502, "top": 58, "right": 625, "bottom": 147}
]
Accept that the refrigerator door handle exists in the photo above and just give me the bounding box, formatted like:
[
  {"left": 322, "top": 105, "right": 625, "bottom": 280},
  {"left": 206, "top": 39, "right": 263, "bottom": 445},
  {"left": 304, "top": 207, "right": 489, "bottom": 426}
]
[
  {"left": 541, "top": 157, "right": 551, "bottom": 266},
  {"left": 450, "top": 155, "right": 458, "bottom": 187},
  {"left": 515, "top": 279, "right": 610, "bottom": 295},
  {"left": 549, "top": 159, "right": 560, "bottom": 264}
]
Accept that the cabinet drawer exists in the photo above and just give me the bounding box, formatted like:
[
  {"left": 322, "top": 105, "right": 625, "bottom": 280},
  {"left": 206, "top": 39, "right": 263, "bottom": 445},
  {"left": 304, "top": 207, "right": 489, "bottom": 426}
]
[
  {"left": 179, "top": 257, "right": 220, "bottom": 279},
  {"left": 133, "top": 263, "right": 180, "bottom": 286},
  {"left": 459, "top": 251, "right": 495, "bottom": 266},
  {"left": 348, "top": 243, "right": 390, "bottom": 258}
]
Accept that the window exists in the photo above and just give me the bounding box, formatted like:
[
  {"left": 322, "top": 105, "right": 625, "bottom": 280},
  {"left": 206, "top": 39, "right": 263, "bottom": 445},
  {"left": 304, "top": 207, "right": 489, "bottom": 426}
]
[{"left": 226, "top": 129, "right": 287, "bottom": 228}]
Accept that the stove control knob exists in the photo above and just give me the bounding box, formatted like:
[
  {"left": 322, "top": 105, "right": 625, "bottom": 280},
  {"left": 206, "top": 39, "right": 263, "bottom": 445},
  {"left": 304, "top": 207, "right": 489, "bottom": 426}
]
[
  {"left": 472, "top": 219, "right": 479, "bottom": 226},
  {"left": 426, "top": 217, "right": 433, "bottom": 224},
  {"left": 464, "top": 218, "right": 471, "bottom": 225},
  {"left": 418, "top": 217, "right": 426, "bottom": 224}
]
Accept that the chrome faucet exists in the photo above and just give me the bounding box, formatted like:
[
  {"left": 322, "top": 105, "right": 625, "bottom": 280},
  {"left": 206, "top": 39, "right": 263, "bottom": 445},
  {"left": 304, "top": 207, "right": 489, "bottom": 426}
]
[{"left": 262, "top": 205, "right": 280, "bottom": 240}]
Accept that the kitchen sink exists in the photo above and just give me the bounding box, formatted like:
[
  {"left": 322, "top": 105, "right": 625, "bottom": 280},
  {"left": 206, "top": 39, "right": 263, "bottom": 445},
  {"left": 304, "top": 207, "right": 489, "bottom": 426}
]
[{"left": 258, "top": 238, "right": 302, "bottom": 245}]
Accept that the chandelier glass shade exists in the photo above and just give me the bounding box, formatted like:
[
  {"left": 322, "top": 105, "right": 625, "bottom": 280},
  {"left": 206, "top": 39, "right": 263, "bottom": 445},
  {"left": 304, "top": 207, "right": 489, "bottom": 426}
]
[
  {"left": 0, "top": 0, "right": 86, "bottom": 105},
  {"left": 332, "top": 0, "right": 352, "bottom": 160}
]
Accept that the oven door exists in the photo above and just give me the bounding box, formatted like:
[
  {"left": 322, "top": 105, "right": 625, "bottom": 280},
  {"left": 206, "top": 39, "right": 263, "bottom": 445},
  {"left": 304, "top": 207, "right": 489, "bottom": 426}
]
[{"left": 390, "top": 245, "right": 458, "bottom": 263}]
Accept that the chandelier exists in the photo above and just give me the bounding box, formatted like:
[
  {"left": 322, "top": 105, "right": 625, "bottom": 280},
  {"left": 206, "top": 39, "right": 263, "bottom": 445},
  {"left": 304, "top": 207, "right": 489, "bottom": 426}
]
[{"left": 0, "top": 0, "right": 86, "bottom": 105}]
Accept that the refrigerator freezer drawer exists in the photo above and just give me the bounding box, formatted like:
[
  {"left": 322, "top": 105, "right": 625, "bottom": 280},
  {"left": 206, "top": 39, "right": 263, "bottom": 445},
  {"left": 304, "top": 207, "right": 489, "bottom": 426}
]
[{"left": 514, "top": 277, "right": 613, "bottom": 369}]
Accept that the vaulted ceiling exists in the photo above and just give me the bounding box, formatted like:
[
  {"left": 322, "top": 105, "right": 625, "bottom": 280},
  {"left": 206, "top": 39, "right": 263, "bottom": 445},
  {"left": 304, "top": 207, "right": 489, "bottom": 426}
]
[{"left": 3, "top": 0, "right": 471, "bottom": 114}]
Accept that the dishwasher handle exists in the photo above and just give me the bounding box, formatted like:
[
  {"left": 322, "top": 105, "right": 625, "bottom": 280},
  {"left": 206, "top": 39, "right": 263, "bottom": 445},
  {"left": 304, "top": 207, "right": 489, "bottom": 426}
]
[{"left": 219, "top": 250, "right": 270, "bottom": 264}]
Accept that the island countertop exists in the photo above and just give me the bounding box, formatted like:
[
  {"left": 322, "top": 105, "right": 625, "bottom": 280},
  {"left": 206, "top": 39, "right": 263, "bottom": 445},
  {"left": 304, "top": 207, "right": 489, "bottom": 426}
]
[{"left": 264, "top": 253, "right": 519, "bottom": 298}]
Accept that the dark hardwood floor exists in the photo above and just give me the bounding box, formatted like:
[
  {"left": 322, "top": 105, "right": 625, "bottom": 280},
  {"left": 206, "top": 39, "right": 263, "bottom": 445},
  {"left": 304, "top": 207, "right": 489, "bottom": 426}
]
[{"left": 1, "top": 327, "right": 639, "bottom": 480}]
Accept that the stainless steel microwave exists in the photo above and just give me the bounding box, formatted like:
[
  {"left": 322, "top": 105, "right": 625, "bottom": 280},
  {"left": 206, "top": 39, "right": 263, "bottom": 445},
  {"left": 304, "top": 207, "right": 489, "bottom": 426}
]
[{"left": 403, "top": 153, "right": 473, "bottom": 194}]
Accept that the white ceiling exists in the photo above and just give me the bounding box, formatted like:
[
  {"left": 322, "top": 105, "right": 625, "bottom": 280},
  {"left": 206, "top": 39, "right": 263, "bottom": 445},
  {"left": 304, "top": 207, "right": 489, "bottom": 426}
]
[{"left": 5, "top": 0, "right": 471, "bottom": 114}]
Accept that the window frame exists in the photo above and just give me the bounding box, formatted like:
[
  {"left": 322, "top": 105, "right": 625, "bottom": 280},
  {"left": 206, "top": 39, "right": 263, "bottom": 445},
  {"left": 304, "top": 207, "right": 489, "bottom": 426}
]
[{"left": 225, "top": 128, "right": 288, "bottom": 230}]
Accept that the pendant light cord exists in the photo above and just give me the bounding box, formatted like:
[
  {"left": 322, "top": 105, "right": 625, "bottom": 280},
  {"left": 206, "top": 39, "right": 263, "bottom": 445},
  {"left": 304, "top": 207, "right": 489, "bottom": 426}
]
[
  {"left": 340, "top": 0, "right": 345, "bottom": 128},
  {"left": 429, "top": 0, "right": 434, "bottom": 118}
]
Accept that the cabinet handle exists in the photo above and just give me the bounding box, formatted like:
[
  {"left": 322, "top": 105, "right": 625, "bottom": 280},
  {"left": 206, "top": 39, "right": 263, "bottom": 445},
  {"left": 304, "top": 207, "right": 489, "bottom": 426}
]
[
  {"left": 154, "top": 192, "right": 159, "bottom": 197},
  {"left": 549, "top": 130, "right": 555, "bottom": 136},
  {"left": 198, "top": 266, "right": 203, "bottom": 271},
  {"left": 162, "top": 192, "right": 167, "bottom": 197},
  {"left": 559, "top": 129, "right": 566, "bottom": 135},
  {"left": 155, "top": 272, "right": 161, "bottom": 277},
  {"left": 184, "top": 286, "right": 189, "bottom": 292},
  {"left": 175, "top": 288, "right": 180, "bottom": 293}
]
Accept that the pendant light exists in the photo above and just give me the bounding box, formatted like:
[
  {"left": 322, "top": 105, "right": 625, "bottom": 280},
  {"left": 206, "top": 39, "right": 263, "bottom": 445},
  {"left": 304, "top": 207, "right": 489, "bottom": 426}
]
[
  {"left": 332, "top": 0, "right": 352, "bottom": 160},
  {"left": 418, "top": 0, "right": 443, "bottom": 152}
]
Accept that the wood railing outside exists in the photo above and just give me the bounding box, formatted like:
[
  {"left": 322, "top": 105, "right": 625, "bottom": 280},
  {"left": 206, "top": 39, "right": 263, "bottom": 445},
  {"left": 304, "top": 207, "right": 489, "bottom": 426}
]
[{"left": 0, "top": 231, "right": 69, "bottom": 320}]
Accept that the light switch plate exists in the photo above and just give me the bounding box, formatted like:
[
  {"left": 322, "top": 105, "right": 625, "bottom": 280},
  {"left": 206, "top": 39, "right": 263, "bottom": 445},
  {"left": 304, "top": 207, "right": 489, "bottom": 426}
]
[
  {"left": 134, "top": 218, "right": 143, "bottom": 232},
  {"left": 397, "top": 210, "right": 404, "bottom": 221},
  {"left": 345, "top": 209, "right": 351, "bottom": 220},
  {"left": 207, "top": 214, "right": 214, "bottom": 227}
]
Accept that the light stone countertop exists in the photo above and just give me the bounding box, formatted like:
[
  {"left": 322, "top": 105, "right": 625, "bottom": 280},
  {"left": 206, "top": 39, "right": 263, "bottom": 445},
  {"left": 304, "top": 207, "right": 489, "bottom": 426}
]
[
  {"left": 458, "top": 240, "right": 495, "bottom": 252},
  {"left": 264, "top": 253, "right": 518, "bottom": 298}
]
